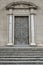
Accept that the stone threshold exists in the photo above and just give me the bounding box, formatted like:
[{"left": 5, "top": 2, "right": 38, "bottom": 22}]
[{"left": 0, "top": 45, "right": 43, "bottom": 49}]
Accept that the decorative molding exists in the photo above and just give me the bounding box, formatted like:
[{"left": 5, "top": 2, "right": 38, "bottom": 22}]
[{"left": 6, "top": 1, "right": 38, "bottom": 10}]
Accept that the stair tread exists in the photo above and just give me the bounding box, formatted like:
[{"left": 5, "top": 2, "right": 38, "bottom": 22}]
[{"left": 0, "top": 47, "right": 43, "bottom": 64}]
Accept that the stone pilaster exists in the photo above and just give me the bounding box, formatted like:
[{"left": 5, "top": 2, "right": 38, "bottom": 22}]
[
  {"left": 30, "top": 9, "right": 36, "bottom": 45},
  {"left": 7, "top": 9, "right": 14, "bottom": 45}
]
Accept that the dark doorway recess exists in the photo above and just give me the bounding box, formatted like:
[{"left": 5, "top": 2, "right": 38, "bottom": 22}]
[{"left": 14, "top": 16, "right": 29, "bottom": 46}]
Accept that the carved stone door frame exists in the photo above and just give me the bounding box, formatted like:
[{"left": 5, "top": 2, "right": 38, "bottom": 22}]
[{"left": 6, "top": 1, "right": 38, "bottom": 46}]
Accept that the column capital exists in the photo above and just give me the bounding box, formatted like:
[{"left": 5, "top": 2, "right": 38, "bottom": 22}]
[
  {"left": 30, "top": 8, "right": 36, "bottom": 15},
  {"left": 8, "top": 9, "right": 13, "bottom": 15}
]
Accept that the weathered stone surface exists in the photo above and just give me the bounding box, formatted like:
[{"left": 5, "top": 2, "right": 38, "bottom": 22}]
[
  {"left": 0, "top": 0, "right": 43, "bottom": 46},
  {"left": 0, "top": 47, "right": 43, "bottom": 64}
]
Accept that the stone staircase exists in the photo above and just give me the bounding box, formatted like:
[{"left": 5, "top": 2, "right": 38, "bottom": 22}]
[{"left": 0, "top": 46, "right": 43, "bottom": 65}]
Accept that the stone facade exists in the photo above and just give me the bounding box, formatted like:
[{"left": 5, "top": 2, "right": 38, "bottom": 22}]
[{"left": 0, "top": 0, "right": 43, "bottom": 46}]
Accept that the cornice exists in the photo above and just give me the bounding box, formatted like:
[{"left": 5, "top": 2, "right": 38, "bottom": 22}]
[{"left": 6, "top": 1, "right": 38, "bottom": 10}]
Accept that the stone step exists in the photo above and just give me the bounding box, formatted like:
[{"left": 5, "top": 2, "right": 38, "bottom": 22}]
[
  {"left": 0, "top": 64, "right": 43, "bottom": 65},
  {"left": 1, "top": 60, "right": 43, "bottom": 64},
  {"left": 0, "top": 57, "right": 43, "bottom": 61},
  {"left": 0, "top": 52, "right": 43, "bottom": 57},
  {"left": 0, "top": 46, "right": 43, "bottom": 65}
]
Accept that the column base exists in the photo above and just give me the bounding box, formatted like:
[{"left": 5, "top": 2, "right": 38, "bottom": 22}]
[
  {"left": 30, "top": 42, "right": 36, "bottom": 45},
  {"left": 7, "top": 43, "right": 13, "bottom": 45}
]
